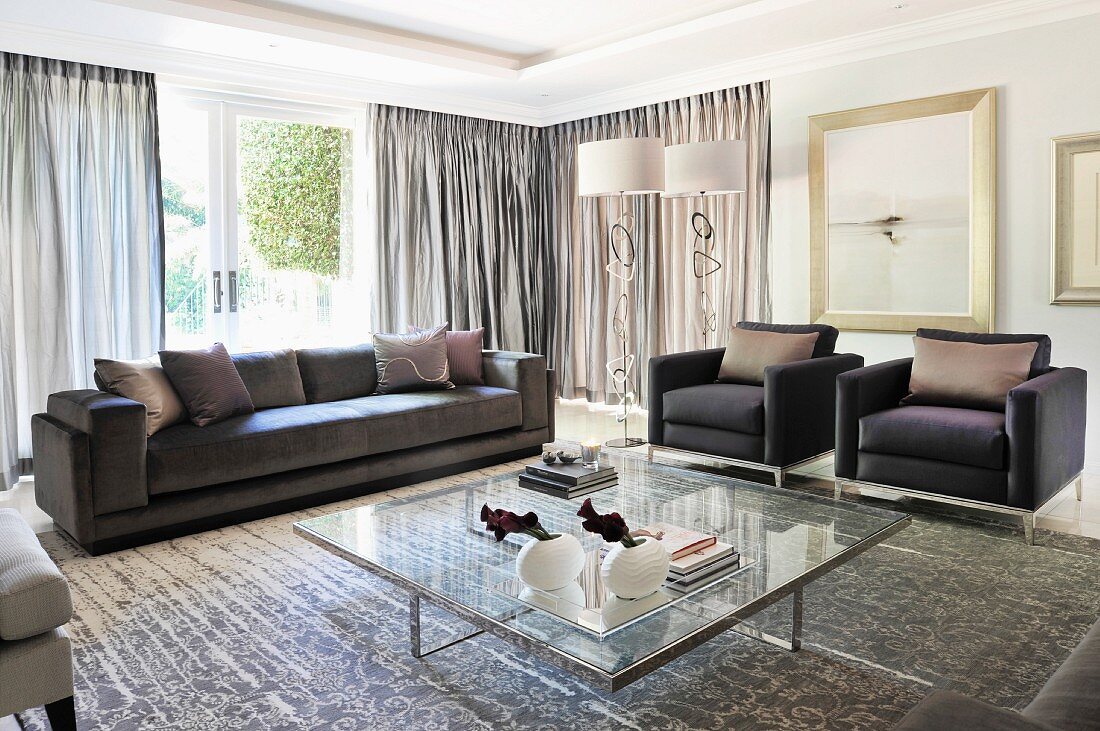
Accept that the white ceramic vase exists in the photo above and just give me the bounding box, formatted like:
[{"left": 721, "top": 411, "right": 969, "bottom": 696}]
[
  {"left": 600, "top": 537, "right": 670, "bottom": 599},
  {"left": 515, "top": 534, "right": 586, "bottom": 591}
]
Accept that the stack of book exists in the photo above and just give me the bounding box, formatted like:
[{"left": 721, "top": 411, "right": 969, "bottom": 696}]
[
  {"left": 519, "top": 462, "right": 617, "bottom": 498},
  {"left": 636, "top": 522, "right": 741, "bottom": 593}
]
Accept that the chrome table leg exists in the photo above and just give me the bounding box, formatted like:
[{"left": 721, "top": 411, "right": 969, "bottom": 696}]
[
  {"left": 409, "top": 593, "right": 484, "bottom": 658},
  {"left": 733, "top": 588, "right": 803, "bottom": 652}
]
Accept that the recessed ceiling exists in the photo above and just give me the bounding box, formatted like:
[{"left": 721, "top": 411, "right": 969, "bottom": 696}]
[{"left": 1, "top": 0, "right": 1097, "bottom": 125}]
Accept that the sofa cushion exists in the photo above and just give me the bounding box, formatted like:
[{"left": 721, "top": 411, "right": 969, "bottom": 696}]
[
  {"left": 159, "top": 343, "right": 255, "bottom": 426},
  {"left": 296, "top": 344, "right": 377, "bottom": 403},
  {"left": 916, "top": 328, "right": 1051, "bottom": 379},
  {"left": 373, "top": 324, "right": 453, "bottom": 394},
  {"left": 1023, "top": 620, "right": 1100, "bottom": 731},
  {"left": 93, "top": 356, "right": 186, "bottom": 436},
  {"left": 0, "top": 510, "right": 73, "bottom": 641},
  {"left": 147, "top": 386, "right": 522, "bottom": 495},
  {"left": 663, "top": 383, "right": 765, "bottom": 435},
  {"left": 860, "top": 405, "right": 1007, "bottom": 470},
  {"left": 231, "top": 349, "right": 306, "bottom": 409},
  {"left": 737, "top": 321, "right": 838, "bottom": 358}
]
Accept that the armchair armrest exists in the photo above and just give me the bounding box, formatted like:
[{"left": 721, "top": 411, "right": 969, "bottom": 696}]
[
  {"left": 894, "top": 690, "right": 1056, "bottom": 731},
  {"left": 41, "top": 390, "right": 148, "bottom": 516},
  {"left": 834, "top": 358, "right": 914, "bottom": 479},
  {"left": 647, "top": 348, "right": 725, "bottom": 445},
  {"left": 1007, "top": 367, "right": 1087, "bottom": 510},
  {"left": 482, "top": 352, "right": 550, "bottom": 432},
  {"left": 763, "top": 353, "right": 864, "bottom": 467}
]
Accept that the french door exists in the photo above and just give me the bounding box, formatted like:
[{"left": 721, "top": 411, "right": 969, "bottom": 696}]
[{"left": 158, "top": 90, "right": 366, "bottom": 352}]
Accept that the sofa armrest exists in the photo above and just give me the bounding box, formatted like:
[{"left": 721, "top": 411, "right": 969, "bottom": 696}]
[
  {"left": 763, "top": 353, "right": 864, "bottom": 467},
  {"left": 42, "top": 390, "right": 148, "bottom": 515},
  {"left": 482, "top": 352, "right": 550, "bottom": 432},
  {"left": 647, "top": 348, "right": 725, "bottom": 445},
  {"left": 894, "top": 691, "right": 1056, "bottom": 731},
  {"left": 834, "top": 358, "right": 914, "bottom": 479},
  {"left": 1007, "top": 367, "right": 1087, "bottom": 510}
]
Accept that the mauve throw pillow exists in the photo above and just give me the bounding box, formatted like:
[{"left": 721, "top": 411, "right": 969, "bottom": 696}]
[
  {"left": 159, "top": 342, "right": 255, "bottom": 426},
  {"left": 93, "top": 356, "right": 186, "bottom": 436},
  {"left": 717, "top": 327, "right": 819, "bottom": 386},
  {"left": 409, "top": 325, "right": 485, "bottom": 385},
  {"left": 374, "top": 324, "right": 454, "bottom": 394},
  {"left": 902, "top": 336, "right": 1039, "bottom": 411}
]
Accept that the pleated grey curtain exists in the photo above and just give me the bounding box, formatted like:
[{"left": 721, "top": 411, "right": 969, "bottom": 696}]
[
  {"left": 366, "top": 83, "right": 769, "bottom": 410},
  {"left": 543, "top": 83, "right": 771, "bottom": 405},
  {"left": 0, "top": 53, "right": 164, "bottom": 488},
  {"left": 366, "top": 104, "right": 552, "bottom": 355}
]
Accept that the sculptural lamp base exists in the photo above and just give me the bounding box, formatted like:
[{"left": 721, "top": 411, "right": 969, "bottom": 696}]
[{"left": 605, "top": 437, "right": 646, "bottom": 448}]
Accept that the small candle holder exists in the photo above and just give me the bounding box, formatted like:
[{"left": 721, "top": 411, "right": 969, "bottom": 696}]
[{"left": 580, "top": 441, "right": 602, "bottom": 470}]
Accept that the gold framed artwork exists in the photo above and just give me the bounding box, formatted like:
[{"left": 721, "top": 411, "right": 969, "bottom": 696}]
[
  {"left": 1052, "top": 132, "right": 1100, "bottom": 304},
  {"left": 809, "top": 88, "right": 996, "bottom": 333}
]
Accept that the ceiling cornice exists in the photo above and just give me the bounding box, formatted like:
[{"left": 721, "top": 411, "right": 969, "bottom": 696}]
[
  {"left": 537, "top": 0, "right": 1100, "bottom": 125},
  {"left": 2, "top": 0, "right": 1099, "bottom": 128},
  {"left": 0, "top": 20, "right": 545, "bottom": 125}
]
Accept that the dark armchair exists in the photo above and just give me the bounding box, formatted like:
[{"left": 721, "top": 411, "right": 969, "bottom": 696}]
[
  {"left": 834, "top": 329, "right": 1087, "bottom": 544},
  {"left": 648, "top": 322, "right": 864, "bottom": 487}
]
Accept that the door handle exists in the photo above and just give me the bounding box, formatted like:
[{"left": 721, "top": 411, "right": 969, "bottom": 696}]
[
  {"left": 229, "top": 270, "right": 238, "bottom": 313},
  {"left": 212, "top": 271, "right": 223, "bottom": 314}
]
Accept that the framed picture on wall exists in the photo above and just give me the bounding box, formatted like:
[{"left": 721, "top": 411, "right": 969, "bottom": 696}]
[
  {"left": 1052, "top": 131, "right": 1100, "bottom": 305},
  {"left": 808, "top": 88, "right": 996, "bottom": 332}
]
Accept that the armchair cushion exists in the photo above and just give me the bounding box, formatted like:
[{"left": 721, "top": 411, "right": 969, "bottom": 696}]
[
  {"left": 737, "top": 321, "right": 839, "bottom": 358},
  {"left": 903, "top": 337, "right": 1038, "bottom": 411},
  {"left": 916, "top": 328, "right": 1051, "bottom": 379},
  {"left": 663, "top": 384, "right": 765, "bottom": 435},
  {"left": 717, "top": 328, "right": 819, "bottom": 386},
  {"left": 860, "top": 406, "right": 1007, "bottom": 470}
]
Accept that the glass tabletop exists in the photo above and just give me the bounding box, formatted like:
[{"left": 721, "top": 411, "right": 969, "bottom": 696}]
[{"left": 294, "top": 452, "right": 909, "bottom": 677}]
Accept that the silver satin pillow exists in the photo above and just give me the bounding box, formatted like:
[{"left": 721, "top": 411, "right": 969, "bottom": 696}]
[
  {"left": 93, "top": 355, "right": 187, "bottom": 436},
  {"left": 373, "top": 323, "right": 454, "bottom": 394}
]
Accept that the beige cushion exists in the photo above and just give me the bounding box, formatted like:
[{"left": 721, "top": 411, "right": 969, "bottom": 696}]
[
  {"left": 0, "top": 626, "right": 73, "bottom": 715},
  {"left": 717, "top": 327, "right": 819, "bottom": 385},
  {"left": 0, "top": 510, "right": 72, "bottom": 642},
  {"left": 903, "top": 337, "right": 1039, "bottom": 411},
  {"left": 94, "top": 355, "right": 186, "bottom": 436}
]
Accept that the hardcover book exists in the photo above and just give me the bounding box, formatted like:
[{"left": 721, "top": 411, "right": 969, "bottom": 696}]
[
  {"left": 518, "top": 475, "right": 617, "bottom": 499},
  {"left": 525, "top": 462, "right": 615, "bottom": 486},
  {"left": 636, "top": 522, "right": 717, "bottom": 560},
  {"left": 668, "top": 542, "right": 736, "bottom": 575}
]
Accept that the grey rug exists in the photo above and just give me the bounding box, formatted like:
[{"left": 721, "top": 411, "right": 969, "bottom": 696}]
[{"left": 19, "top": 452, "right": 1100, "bottom": 731}]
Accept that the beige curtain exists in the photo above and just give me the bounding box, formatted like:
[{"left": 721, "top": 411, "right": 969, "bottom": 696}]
[{"left": 542, "top": 83, "right": 771, "bottom": 405}]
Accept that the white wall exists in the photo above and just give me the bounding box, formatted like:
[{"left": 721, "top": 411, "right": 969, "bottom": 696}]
[{"left": 770, "top": 15, "right": 1100, "bottom": 471}]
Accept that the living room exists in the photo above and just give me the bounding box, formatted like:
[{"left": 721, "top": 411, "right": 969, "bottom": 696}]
[{"left": 2, "top": 1, "right": 1098, "bottom": 729}]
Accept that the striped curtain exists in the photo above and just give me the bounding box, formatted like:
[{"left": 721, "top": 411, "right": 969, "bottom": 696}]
[{"left": 366, "top": 82, "right": 770, "bottom": 408}]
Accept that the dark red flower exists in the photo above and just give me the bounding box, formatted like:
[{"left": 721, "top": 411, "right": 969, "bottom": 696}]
[
  {"left": 577, "top": 498, "right": 634, "bottom": 545},
  {"left": 481, "top": 504, "right": 544, "bottom": 542}
]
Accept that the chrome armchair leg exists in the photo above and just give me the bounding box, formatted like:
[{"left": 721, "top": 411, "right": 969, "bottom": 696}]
[
  {"left": 647, "top": 445, "right": 655, "bottom": 461},
  {"left": 833, "top": 479, "right": 843, "bottom": 500},
  {"left": 774, "top": 469, "right": 784, "bottom": 490},
  {"left": 1023, "top": 513, "right": 1035, "bottom": 546},
  {"left": 1076, "top": 475, "right": 1083, "bottom": 502}
]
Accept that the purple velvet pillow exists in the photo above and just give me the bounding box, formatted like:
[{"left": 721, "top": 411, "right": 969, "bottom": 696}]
[
  {"left": 159, "top": 342, "right": 255, "bottom": 426},
  {"left": 409, "top": 325, "right": 485, "bottom": 386}
]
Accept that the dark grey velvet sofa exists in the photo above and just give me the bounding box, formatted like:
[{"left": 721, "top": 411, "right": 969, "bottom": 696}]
[
  {"left": 31, "top": 347, "right": 554, "bottom": 555},
  {"left": 834, "top": 329, "right": 1086, "bottom": 544},
  {"left": 648, "top": 323, "right": 864, "bottom": 487},
  {"left": 895, "top": 618, "right": 1100, "bottom": 730}
]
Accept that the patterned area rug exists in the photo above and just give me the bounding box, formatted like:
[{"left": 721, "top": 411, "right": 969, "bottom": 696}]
[{"left": 19, "top": 450, "right": 1100, "bottom": 731}]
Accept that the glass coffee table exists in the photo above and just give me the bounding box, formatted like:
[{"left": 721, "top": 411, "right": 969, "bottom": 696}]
[{"left": 293, "top": 453, "right": 910, "bottom": 691}]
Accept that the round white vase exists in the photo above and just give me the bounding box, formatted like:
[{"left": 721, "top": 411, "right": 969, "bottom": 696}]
[
  {"left": 515, "top": 534, "right": 586, "bottom": 591},
  {"left": 600, "top": 537, "right": 670, "bottom": 599}
]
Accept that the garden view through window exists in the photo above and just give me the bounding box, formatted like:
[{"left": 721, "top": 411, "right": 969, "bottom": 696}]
[{"left": 159, "top": 95, "right": 359, "bottom": 352}]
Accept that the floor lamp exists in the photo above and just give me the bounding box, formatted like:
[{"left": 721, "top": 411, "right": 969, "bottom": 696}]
[
  {"left": 662, "top": 140, "right": 747, "bottom": 349},
  {"left": 577, "top": 137, "right": 665, "bottom": 448}
]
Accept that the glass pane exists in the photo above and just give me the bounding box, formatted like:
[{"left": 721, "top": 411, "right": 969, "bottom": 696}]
[
  {"left": 236, "top": 116, "right": 356, "bottom": 352},
  {"left": 159, "top": 103, "right": 212, "bottom": 349}
]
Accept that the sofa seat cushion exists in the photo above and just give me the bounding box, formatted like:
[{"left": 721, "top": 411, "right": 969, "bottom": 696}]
[
  {"left": 663, "top": 383, "right": 765, "bottom": 435},
  {"left": 860, "top": 405, "right": 1007, "bottom": 470},
  {"left": 148, "top": 386, "right": 521, "bottom": 495},
  {"left": 1023, "top": 620, "right": 1100, "bottom": 731},
  {"left": 0, "top": 510, "right": 73, "bottom": 641}
]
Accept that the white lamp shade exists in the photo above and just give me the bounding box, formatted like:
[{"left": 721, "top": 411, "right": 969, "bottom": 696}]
[
  {"left": 577, "top": 137, "right": 665, "bottom": 197},
  {"left": 662, "top": 139, "right": 747, "bottom": 197}
]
